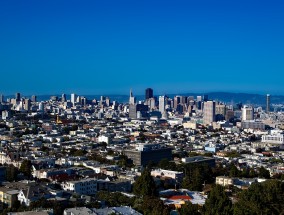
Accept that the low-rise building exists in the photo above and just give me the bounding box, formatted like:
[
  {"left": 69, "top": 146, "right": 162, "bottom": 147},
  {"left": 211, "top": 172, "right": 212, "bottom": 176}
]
[
  {"left": 62, "top": 178, "right": 97, "bottom": 195},
  {"left": 124, "top": 143, "right": 172, "bottom": 166},
  {"left": 181, "top": 156, "right": 216, "bottom": 167},
  {"left": 151, "top": 169, "right": 184, "bottom": 183},
  {"left": 216, "top": 176, "right": 235, "bottom": 187},
  {"left": 0, "top": 187, "right": 19, "bottom": 209}
]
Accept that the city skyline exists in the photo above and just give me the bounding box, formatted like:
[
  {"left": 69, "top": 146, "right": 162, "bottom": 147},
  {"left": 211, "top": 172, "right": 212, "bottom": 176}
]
[{"left": 1, "top": 1, "right": 284, "bottom": 95}]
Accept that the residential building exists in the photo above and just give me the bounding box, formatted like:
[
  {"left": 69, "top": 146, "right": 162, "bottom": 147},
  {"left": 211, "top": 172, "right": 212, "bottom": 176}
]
[
  {"left": 0, "top": 187, "right": 19, "bottom": 209},
  {"left": 62, "top": 178, "right": 97, "bottom": 195},
  {"left": 216, "top": 176, "right": 235, "bottom": 187},
  {"left": 151, "top": 169, "right": 184, "bottom": 183}
]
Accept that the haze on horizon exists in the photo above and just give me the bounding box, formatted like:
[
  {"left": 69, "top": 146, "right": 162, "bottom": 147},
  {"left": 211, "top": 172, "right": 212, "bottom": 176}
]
[{"left": 0, "top": 0, "right": 284, "bottom": 96}]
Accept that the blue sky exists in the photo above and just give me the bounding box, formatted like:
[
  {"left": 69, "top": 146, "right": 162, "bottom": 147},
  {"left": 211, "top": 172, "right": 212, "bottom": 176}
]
[{"left": 0, "top": 0, "right": 284, "bottom": 96}]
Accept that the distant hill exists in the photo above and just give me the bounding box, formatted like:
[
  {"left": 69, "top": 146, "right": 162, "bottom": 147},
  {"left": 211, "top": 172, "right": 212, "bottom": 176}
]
[{"left": 6, "top": 92, "right": 284, "bottom": 105}]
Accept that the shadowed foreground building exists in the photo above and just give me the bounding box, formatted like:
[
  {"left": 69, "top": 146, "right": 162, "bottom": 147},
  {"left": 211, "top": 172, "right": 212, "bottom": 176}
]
[{"left": 124, "top": 143, "right": 172, "bottom": 166}]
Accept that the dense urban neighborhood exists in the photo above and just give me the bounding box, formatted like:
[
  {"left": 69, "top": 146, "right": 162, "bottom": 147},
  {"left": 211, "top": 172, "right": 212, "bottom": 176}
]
[{"left": 0, "top": 90, "right": 284, "bottom": 215}]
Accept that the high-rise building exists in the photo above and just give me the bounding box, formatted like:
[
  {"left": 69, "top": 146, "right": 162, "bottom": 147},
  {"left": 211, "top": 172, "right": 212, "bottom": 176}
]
[
  {"left": 215, "top": 104, "right": 226, "bottom": 121},
  {"left": 197, "top": 96, "right": 202, "bottom": 102},
  {"left": 15, "top": 93, "right": 21, "bottom": 102},
  {"left": 159, "top": 96, "right": 166, "bottom": 113},
  {"left": 148, "top": 97, "right": 155, "bottom": 110},
  {"left": 196, "top": 96, "right": 202, "bottom": 110},
  {"left": 31, "top": 95, "right": 37, "bottom": 102},
  {"left": 50, "top": 96, "right": 58, "bottom": 101},
  {"left": 203, "top": 101, "right": 216, "bottom": 125},
  {"left": 174, "top": 96, "right": 181, "bottom": 109},
  {"left": 0, "top": 94, "right": 4, "bottom": 103},
  {"left": 129, "top": 104, "right": 137, "bottom": 119},
  {"left": 145, "top": 88, "right": 153, "bottom": 100},
  {"left": 39, "top": 102, "right": 44, "bottom": 112},
  {"left": 24, "top": 99, "right": 31, "bottom": 111},
  {"left": 203, "top": 95, "right": 209, "bottom": 102},
  {"left": 129, "top": 89, "right": 136, "bottom": 105},
  {"left": 105, "top": 97, "right": 110, "bottom": 106},
  {"left": 242, "top": 105, "right": 254, "bottom": 121},
  {"left": 62, "top": 94, "right": 67, "bottom": 102},
  {"left": 71, "top": 93, "right": 77, "bottom": 105},
  {"left": 81, "top": 97, "right": 87, "bottom": 106},
  {"left": 266, "top": 94, "right": 270, "bottom": 113}
]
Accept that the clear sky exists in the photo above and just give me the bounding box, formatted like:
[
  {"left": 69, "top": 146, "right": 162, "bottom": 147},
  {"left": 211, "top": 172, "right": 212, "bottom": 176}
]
[{"left": 0, "top": 0, "right": 284, "bottom": 96}]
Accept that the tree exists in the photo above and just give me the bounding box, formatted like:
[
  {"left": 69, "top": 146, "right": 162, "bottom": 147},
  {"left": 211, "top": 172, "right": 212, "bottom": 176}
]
[
  {"left": 229, "top": 163, "right": 240, "bottom": 177},
  {"left": 182, "top": 176, "right": 191, "bottom": 189},
  {"left": 137, "top": 197, "right": 170, "bottom": 215},
  {"left": 6, "top": 164, "right": 18, "bottom": 182},
  {"left": 258, "top": 166, "right": 270, "bottom": 179},
  {"left": 179, "top": 202, "right": 201, "bottom": 215},
  {"left": 181, "top": 163, "right": 213, "bottom": 191},
  {"left": 95, "top": 191, "right": 135, "bottom": 207},
  {"left": 158, "top": 158, "right": 177, "bottom": 171},
  {"left": 203, "top": 184, "right": 232, "bottom": 215},
  {"left": 234, "top": 180, "right": 284, "bottom": 215},
  {"left": 73, "top": 149, "right": 87, "bottom": 157},
  {"left": 19, "top": 160, "right": 33, "bottom": 178},
  {"left": 133, "top": 168, "right": 156, "bottom": 197}
]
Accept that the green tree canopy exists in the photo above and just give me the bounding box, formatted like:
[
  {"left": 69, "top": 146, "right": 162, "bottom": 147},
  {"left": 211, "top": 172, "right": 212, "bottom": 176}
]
[
  {"left": 133, "top": 168, "right": 156, "bottom": 197},
  {"left": 6, "top": 164, "right": 18, "bottom": 182},
  {"left": 179, "top": 201, "right": 201, "bottom": 215},
  {"left": 234, "top": 180, "right": 284, "bottom": 215},
  {"left": 203, "top": 184, "right": 232, "bottom": 215},
  {"left": 138, "top": 197, "right": 170, "bottom": 215},
  {"left": 19, "top": 160, "right": 33, "bottom": 178}
]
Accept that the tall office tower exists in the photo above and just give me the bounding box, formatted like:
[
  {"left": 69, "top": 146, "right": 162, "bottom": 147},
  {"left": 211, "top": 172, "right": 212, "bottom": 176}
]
[
  {"left": 176, "top": 104, "right": 184, "bottom": 114},
  {"left": 196, "top": 96, "right": 202, "bottom": 110},
  {"left": 100, "top": 96, "right": 105, "bottom": 102},
  {"left": 31, "top": 95, "right": 37, "bottom": 102},
  {"left": 148, "top": 97, "right": 155, "bottom": 110},
  {"left": 197, "top": 96, "right": 202, "bottom": 102},
  {"left": 15, "top": 93, "right": 21, "bottom": 102},
  {"left": 266, "top": 94, "right": 270, "bottom": 113},
  {"left": 39, "top": 102, "right": 44, "bottom": 112},
  {"left": 225, "top": 110, "right": 235, "bottom": 121},
  {"left": 242, "top": 105, "right": 254, "bottom": 121},
  {"left": 0, "top": 94, "right": 4, "bottom": 103},
  {"left": 50, "top": 96, "right": 58, "bottom": 101},
  {"left": 181, "top": 96, "right": 187, "bottom": 105},
  {"left": 174, "top": 96, "right": 181, "bottom": 109},
  {"left": 187, "top": 96, "right": 194, "bottom": 104},
  {"left": 145, "top": 88, "right": 153, "bottom": 100},
  {"left": 129, "top": 89, "right": 136, "bottom": 105},
  {"left": 216, "top": 104, "right": 226, "bottom": 121},
  {"left": 159, "top": 96, "right": 166, "bottom": 113},
  {"left": 129, "top": 104, "right": 137, "bottom": 119},
  {"left": 76, "top": 96, "right": 82, "bottom": 104},
  {"left": 105, "top": 97, "right": 110, "bottom": 106},
  {"left": 24, "top": 99, "right": 31, "bottom": 111},
  {"left": 203, "top": 101, "right": 216, "bottom": 125},
  {"left": 71, "top": 93, "right": 77, "bottom": 105},
  {"left": 81, "top": 97, "right": 87, "bottom": 106},
  {"left": 62, "top": 94, "right": 67, "bottom": 102},
  {"left": 203, "top": 95, "right": 208, "bottom": 102}
]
